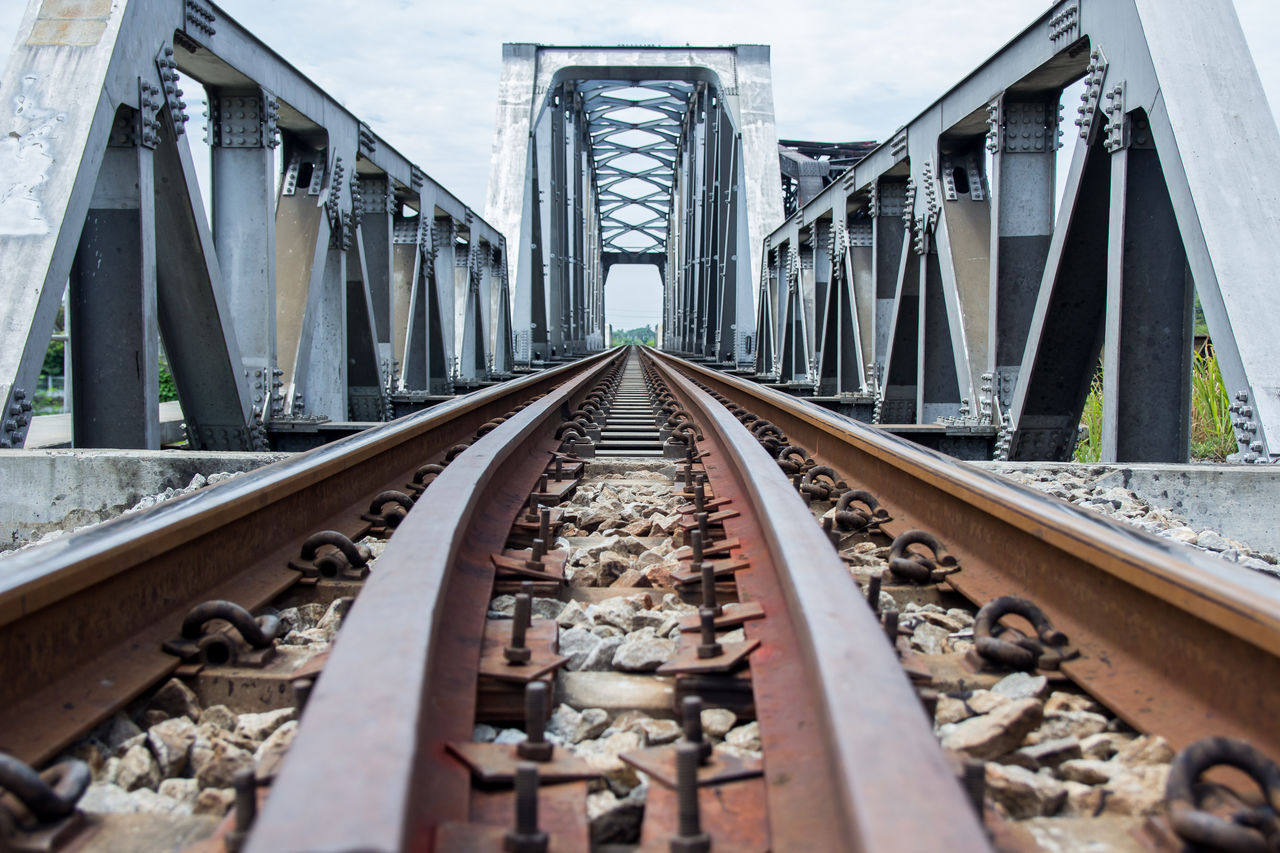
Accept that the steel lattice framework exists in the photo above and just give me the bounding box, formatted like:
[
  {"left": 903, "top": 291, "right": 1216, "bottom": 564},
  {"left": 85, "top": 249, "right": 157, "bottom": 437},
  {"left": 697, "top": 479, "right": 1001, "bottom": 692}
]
[
  {"left": 0, "top": 0, "right": 513, "bottom": 451},
  {"left": 487, "top": 45, "right": 784, "bottom": 366},
  {"left": 757, "top": 0, "right": 1280, "bottom": 465},
  {"left": 580, "top": 81, "right": 694, "bottom": 255}
]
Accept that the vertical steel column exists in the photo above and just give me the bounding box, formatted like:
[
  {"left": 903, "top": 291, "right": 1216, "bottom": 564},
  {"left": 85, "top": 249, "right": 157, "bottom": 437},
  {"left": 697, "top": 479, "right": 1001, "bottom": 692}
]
[
  {"left": 70, "top": 111, "right": 159, "bottom": 448},
  {"left": 432, "top": 217, "right": 458, "bottom": 385},
  {"left": 548, "top": 86, "right": 567, "bottom": 358},
  {"left": 211, "top": 88, "right": 277, "bottom": 424},
  {"left": 812, "top": 220, "right": 831, "bottom": 378},
  {"left": 846, "top": 218, "right": 874, "bottom": 393},
  {"left": 1101, "top": 113, "right": 1192, "bottom": 462},
  {"left": 359, "top": 175, "right": 395, "bottom": 374},
  {"left": 919, "top": 239, "right": 961, "bottom": 422},
  {"left": 871, "top": 181, "right": 908, "bottom": 383},
  {"left": 991, "top": 97, "right": 1058, "bottom": 412}
]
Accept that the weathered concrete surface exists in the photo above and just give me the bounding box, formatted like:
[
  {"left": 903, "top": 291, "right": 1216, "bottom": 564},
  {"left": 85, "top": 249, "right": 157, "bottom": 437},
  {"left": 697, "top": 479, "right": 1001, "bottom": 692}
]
[
  {"left": 0, "top": 449, "right": 288, "bottom": 550},
  {"left": 978, "top": 462, "right": 1280, "bottom": 554}
]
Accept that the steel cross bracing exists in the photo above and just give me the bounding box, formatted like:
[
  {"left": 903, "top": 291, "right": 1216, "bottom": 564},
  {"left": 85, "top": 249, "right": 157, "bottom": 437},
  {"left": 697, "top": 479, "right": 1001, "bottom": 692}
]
[
  {"left": 580, "top": 80, "right": 694, "bottom": 255},
  {"left": 486, "top": 45, "right": 784, "bottom": 368},
  {"left": 757, "top": 0, "right": 1280, "bottom": 465},
  {"left": 0, "top": 0, "right": 513, "bottom": 452}
]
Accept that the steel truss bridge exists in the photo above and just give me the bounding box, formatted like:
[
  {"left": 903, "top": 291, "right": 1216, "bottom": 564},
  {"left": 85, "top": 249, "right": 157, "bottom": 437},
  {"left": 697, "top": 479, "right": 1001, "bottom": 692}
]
[{"left": 1, "top": 0, "right": 1278, "bottom": 464}]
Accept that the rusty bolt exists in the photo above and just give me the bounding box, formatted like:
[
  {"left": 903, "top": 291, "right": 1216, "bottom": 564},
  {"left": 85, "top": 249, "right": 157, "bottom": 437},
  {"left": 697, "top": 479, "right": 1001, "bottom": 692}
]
[
  {"left": 504, "top": 762, "right": 548, "bottom": 853},
  {"left": 505, "top": 594, "right": 532, "bottom": 665},
  {"left": 226, "top": 768, "right": 257, "bottom": 853},
  {"left": 681, "top": 696, "right": 712, "bottom": 764},
  {"left": 697, "top": 607, "right": 721, "bottom": 659},
  {"left": 883, "top": 610, "right": 899, "bottom": 645},
  {"left": 670, "top": 742, "right": 710, "bottom": 852},
  {"left": 528, "top": 538, "right": 546, "bottom": 568},
  {"left": 518, "top": 681, "right": 553, "bottom": 761},
  {"left": 700, "top": 557, "right": 720, "bottom": 616},
  {"left": 866, "top": 572, "right": 883, "bottom": 615}
]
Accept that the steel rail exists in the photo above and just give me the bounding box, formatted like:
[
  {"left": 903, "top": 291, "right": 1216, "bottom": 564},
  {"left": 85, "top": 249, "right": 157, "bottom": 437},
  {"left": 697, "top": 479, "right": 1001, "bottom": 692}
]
[
  {"left": 0, "top": 353, "right": 612, "bottom": 767},
  {"left": 245, "top": 349, "right": 625, "bottom": 853},
  {"left": 644, "top": 352, "right": 991, "bottom": 851},
  {"left": 651, "top": 349, "right": 1280, "bottom": 764}
]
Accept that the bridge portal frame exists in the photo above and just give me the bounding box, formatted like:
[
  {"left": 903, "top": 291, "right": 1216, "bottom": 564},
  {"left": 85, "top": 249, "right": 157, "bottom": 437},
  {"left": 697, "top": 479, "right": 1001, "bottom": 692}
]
[{"left": 486, "top": 44, "right": 784, "bottom": 368}]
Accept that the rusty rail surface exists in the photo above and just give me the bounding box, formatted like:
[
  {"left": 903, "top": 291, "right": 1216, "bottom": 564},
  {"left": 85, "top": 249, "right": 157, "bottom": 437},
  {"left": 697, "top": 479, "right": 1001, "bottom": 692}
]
[
  {"left": 651, "top": 353, "right": 989, "bottom": 851},
  {"left": 651, "top": 349, "right": 1280, "bottom": 764},
  {"left": 0, "top": 353, "right": 612, "bottom": 767},
  {"left": 244, "top": 350, "right": 626, "bottom": 852}
]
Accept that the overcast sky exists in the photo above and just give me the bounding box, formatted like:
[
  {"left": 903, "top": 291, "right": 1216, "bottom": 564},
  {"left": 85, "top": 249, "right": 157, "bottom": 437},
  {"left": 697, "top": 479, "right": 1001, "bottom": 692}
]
[{"left": 3, "top": 0, "right": 1279, "bottom": 329}]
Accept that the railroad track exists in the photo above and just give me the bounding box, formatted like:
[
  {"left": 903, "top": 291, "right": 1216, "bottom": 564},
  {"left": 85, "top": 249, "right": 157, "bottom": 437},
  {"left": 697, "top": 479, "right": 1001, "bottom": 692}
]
[{"left": 1, "top": 348, "right": 1278, "bottom": 852}]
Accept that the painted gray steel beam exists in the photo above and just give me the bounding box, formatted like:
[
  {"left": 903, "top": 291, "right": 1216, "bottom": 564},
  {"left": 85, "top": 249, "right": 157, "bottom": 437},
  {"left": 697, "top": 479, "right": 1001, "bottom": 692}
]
[
  {"left": 155, "top": 109, "right": 259, "bottom": 450},
  {"left": 70, "top": 129, "right": 160, "bottom": 449}
]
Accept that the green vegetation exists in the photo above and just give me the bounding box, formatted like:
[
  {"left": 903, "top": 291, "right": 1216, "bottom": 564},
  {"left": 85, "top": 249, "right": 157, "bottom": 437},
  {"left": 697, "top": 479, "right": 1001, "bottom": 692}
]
[
  {"left": 1190, "top": 349, "right": 1235, "bottom": 460},
  {"left": 1073, "top": 349, "right": 1236, "bottom": 462},
  {"left": 159, "top": 355, "right": 179, "bottom": 403},
  {"left": 611, "top": 325, "right": 656, "bottom": 347},
  {"left": 1073, "top": 369, "right": 1104, "bottom": 463}
]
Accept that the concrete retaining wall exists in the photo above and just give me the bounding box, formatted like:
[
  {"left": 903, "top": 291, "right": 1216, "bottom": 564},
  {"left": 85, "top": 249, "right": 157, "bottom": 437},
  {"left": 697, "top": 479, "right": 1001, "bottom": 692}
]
[
  {"left": 977, "top": 461, "right": 1280, "bottom": 554},
  {"left": 0, "top": 450, "right": 288, "bottom": 550}
]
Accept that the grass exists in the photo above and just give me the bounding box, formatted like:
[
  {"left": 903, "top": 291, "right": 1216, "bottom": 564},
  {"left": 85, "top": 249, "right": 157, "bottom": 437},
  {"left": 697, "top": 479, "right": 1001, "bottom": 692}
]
[
  {"left": 1074, "top": 371, "right": 1104, "bottom": 462},
  {"left": 1190, "top": 349, "right": 1236, "bottom": 460},
  {"left": 1072, "top": 350, "right": 1236, "bottom": 462}
]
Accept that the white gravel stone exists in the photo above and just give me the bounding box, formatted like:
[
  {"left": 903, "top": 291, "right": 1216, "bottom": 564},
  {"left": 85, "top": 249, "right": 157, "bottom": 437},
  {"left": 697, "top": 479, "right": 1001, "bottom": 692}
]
[
  {"left": 193, "top": 740, "right": 253, "bottom": 790},
  {"left": 235, "top": 707, "right": 296, "bottom": 743},
  {"left": 79, "top": 782, "right": 139, "bottom": 813},
  {"left": 147, "top": 679, "right": 202, "bottom": 724},
  {"left": 493, "top": 728, "right": 528, "bottom": 745},
  {"left": 560, "top": 627, "right": 601, "bottom": 671},
  {"left": 199, "top": 705, "right": 237, "bottom": 731},
  {"left": 157, "top": 778, "right": 200, "bottom": 809},
  {"left": 985, "top": 763, "right": 1066, "bottom": 818},
  {"left": 146, "top": 717, "right": 197, "bottom": 777},
  {"left": 942, "top": 698, "right": 1043, "bottom": 759},
  {"left": 724, "top": 721, "right": 761, "bottom": 752},
  {"left": 612, "top": 630, "right": 676, "bottom": 672},
  {"left": 991, "top": 673, "right": 1049, "bottom": 701},
  {"left": 1196, "top": 530, "right": 1231, "bottom": 551},
  {"left": 701, "top": 708, "right": 736, "bottom": 738},
  {"left": 581, "top": 636, "right": 624, "bottom": 672},
  {"left": 253, "top": 720, "right": 298, "bottom": 776},
  {"left": 116, "top": 744, "right": 161, "bottom": 792},
  {"left": 1025, "top": 710, "right": 1108, "bottom": 745}
]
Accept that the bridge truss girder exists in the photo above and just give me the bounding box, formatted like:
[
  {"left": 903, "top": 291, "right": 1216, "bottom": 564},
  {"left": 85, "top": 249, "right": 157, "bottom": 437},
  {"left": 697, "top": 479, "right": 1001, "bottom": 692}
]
[
  {"left": 760, "top": 0, "right": 1280, "bottom": 464},
  {"left": 0, "top": 0, "right": 511, "bottom": 451},
  {"left": 486, "top": 45, "right": 783, "bottom": 367}
]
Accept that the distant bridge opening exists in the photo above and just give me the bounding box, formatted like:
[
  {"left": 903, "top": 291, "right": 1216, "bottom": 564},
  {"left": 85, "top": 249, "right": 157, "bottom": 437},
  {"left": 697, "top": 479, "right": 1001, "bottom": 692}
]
[{"left": 604, "top": 264, "right": 662, "bottom": 340}]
